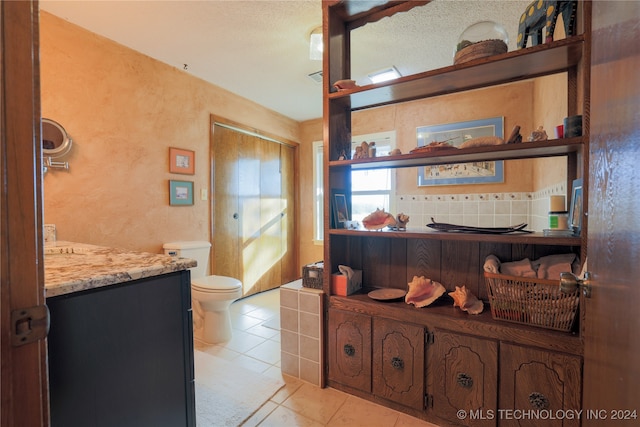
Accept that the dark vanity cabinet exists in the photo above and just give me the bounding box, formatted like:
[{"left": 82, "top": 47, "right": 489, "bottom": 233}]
[{"left": 47, "top": 270, "right": 195, "bottom": 427}]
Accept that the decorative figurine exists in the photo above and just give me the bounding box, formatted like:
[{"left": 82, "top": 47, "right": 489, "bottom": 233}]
[
  {"left": 517, "top": 1, "right": 578, "bottom": 49},
  {"left": 528, "top": 126, "right": 548, "bottom": 142}
]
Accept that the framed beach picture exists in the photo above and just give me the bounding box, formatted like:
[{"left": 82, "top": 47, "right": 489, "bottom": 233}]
[
  {"left": 416, "top": 117, "right": 504, "bottom": 186},
  {"left": 169, "top": 147, "right": 195, "bottom": 175},
  {"left": 332, "top": 192, "right": 349, "bottom": 228},
  {"left": 169, "top": 180, "right": 194, "bottom": 205}
]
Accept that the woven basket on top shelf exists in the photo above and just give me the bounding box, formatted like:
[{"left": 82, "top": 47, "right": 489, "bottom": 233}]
[
  {"left": 484, "top": 271, "right": 580, "bottom": 332},
  {"left": 454, "top": 39, "right": 508, "bottom": 65}
]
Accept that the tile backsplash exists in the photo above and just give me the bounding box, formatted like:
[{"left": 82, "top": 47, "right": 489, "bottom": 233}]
[{"left": 396, "top": 182, "right": 566, "bottom": 232}]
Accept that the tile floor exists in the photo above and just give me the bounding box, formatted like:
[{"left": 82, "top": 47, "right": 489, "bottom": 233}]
[{"left": 195, "top": 288, "right": 440, "bottom": 427}]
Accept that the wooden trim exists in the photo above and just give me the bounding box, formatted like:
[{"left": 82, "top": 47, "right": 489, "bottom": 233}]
[{"left": 1, "top": 1, "right": 49, "bottom": 426}]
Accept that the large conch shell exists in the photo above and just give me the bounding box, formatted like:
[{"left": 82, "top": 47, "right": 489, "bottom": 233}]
[
  {"left": 448, "top": 285, "right": 484, "bottom": 315},
  {"left": 405, "top": 276, "right": 446, "bottom": 308},
  {"left": 362, "top": 208, "right": 397, "bottom": 230}
]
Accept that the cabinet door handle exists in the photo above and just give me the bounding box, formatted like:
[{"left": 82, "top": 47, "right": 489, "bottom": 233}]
[
  {"left": 456, "top": 373, "right": 474, "bottom": 388},
  {"left": 343, "top": 344, "right": 355, "bottom": 357},
  {"left": 528, "top": 392, "right": 550, "bottom": 410},
  {"left": 391, "top": 357, "right": 404, "bottom": 370}
]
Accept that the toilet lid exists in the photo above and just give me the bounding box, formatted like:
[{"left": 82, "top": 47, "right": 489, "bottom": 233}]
[{"left": 192, "top": 275, "right": 242, "bottom": 292}]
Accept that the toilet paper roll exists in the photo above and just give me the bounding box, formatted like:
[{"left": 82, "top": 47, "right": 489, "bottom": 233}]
[{"left": 549, "top": 195, "right": 565, "bottom": 212}]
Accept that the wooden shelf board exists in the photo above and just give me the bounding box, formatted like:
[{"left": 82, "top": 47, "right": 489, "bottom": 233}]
[
  {"left": 328, "top": 36, "right": 584, "bottom": 111},
  {"left": 329, "top": 138, "right": 584, "bottom": 170},
  {"left": 329, "top": 228, "right": 581, "bottom": 246}
]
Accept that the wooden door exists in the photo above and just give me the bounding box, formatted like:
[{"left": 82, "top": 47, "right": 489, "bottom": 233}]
[
  {"left": 500, "top": 343, "right": 581, "bottom": 427},
  {"left": 212, "top": 125, "right": 240, "bottom": 280},
  {"left": 212, "top": 121, "right": 297, "bottom": 297},
  {"left": 429, "top": 330, "right": 497, "bottom": 427},
  {"left": 280, "top": 144, "right": 298, "bottom": 285},
  {"left": 1, "top": 1, "right": 50, "bottom": 425},
  {"left": 373, "top": 318, "right": 424, "bottom": 411},
  {"left": 583, "top": 2, "right": 640, "bottom": 423}
]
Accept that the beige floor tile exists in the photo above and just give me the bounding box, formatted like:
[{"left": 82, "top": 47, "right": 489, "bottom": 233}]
[
  {"left": 257, "top": 405, "right": 324, "bottom": 427},
  {"left": 270, "top": 376, "right": 304, "bottom": 404},
  {"left": 395, "top": 413, "right": 442, "bottom": 427},
  {"left": 219, "top": 329, "right": 266, "bottom": 353},
  {"left": 241, "top": 400, "right": 279, "bottom": 427},
  {"left": 245, "top": 323, "right": 280, "bottom": 339},
  {"left": 245, "top": 306, "right": 279, "bottom": 320},
  {"left": 231, "top": 312, "right": 266, "bottom": 331},
  {"left": 245, "top": 338, "right": 281, "bottom": 365},
  {"left": 262, "top": 364, "right": 287, "bottom": 382},
  {"left": 281, "top": 383, "right": 348, "bottom": 424},
  {"left": 326, "top": 395, "right": 399, "bottom": 427}
]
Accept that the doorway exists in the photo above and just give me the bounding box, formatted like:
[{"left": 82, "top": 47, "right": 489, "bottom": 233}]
[{"left": 210, "top": 118, "right": 298, "bottom": 298}]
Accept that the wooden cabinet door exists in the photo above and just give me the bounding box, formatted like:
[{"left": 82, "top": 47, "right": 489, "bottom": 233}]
[
  {"left": 373, "top": 318, "right": 425, "bottom": 410},
  {"left": 500, "top": 343, "right": 581, "bottom": 427},
  {"left": 429, "top": 330, "right": 498, "bottom": 427},
  {"left": 328, "top": 310, "right": 372, "bottom": 393}
]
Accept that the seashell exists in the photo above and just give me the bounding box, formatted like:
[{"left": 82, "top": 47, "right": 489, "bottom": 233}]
[
  {"left": 405, "top": 276, "right": 446, "bottom": 308},
  {"left": 448, "top": 285, "right": 484, "bottom": 315},
  {"left": 333, "top": 79, "right": 358, "bottom": 91},
  {"left": 528, "top": 126, "right": 548, "bottom": 142},
  {"left": 362, "top": 208, "right": 397, "bottom": 230}
]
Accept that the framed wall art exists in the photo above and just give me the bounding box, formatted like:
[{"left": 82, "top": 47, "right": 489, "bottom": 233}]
[
  {"left": 169, "top": 180, "right": 194, "bottom": 206},
  {"left": 569, "top": 178, "right": 583, "bottom": 236},
  {"left": 332, "top": 191, "right": 349, "bottom": 228},
  {"left": 169, "top": 147, "right": 195, "bottom": 175},
  {"left": 416, "top": 117, "right": 504, "bottom": 186}
]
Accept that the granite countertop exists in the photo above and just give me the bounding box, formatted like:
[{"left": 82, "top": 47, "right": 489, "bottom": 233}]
[{"left": 44, "top": 241, "right": 196, "bottom": 298}]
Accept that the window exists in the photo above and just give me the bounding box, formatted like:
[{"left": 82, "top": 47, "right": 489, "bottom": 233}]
[
  {"left": 313, "top": 140, "right": 324, "bottom": 243},
  {"left": 313, "top": 131, "right": 396, "bottom": 241},
  {"left": 350, "top": 131, "right": 396, "bottom": 222}
]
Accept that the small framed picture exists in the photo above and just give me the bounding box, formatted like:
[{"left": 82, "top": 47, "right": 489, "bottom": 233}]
[
  {"left": 569, "top": 178, "right": 583, "bottom": 235},
  {"left": 169, "top": 147, "right": 195, "bottom": 175},
  {"left": 169, "top": 180, "right": 194, "bottom": 206},
  {"left": 333, "top": 193, "right": 349, "bottom": 228}
]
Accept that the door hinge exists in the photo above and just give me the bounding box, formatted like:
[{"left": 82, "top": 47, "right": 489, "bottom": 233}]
[
  {"left": 11, "top": 305, "right": 50, "bottom": 346},
  {"left": 426, "top": 330, "right": 434, "bottom": 344},
  {"left": 425, "top": 393, "right": 433, "bottom": 409}
]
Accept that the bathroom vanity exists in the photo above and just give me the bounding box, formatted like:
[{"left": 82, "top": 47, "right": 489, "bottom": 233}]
[{"left": 45, "top": 242, "right": 197, "bottom": 427}]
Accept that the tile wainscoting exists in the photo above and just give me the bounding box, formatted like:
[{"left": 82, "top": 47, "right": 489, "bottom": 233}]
[
  {"left": 395, "top": 181, "right": 567, "bottom": 232},
  {"left": 280, "top": 280, "right": 324, "bottom": 387}
]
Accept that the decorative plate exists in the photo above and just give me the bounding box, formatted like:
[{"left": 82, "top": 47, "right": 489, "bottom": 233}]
[{"left": 368, "top": 288, "right": 407, "bottom": 301}]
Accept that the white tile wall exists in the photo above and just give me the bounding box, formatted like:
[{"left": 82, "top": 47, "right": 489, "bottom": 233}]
[{"left": 396, "top": 181, "right": 566, "bottom": 232}]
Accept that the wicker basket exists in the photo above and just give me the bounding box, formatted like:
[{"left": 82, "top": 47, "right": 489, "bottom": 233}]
[
  {"left": 484, "top": 272, "right": 579, "bottom": 332},
  {"left": 302, "top": 262, "right": 324, "bottom": 289},
  {"left": 454, "top": 39, "right": 508, "bottom": 65}
]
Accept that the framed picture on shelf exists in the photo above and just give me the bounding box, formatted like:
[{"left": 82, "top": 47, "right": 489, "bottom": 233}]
[
  {"left": 416, "top": 117, "right": 504, "bottom": 186},
  {"left": 169, "top": 180, "right": 194, "bottom": 206},
  {"left": 169, "top": 147, "right": 195, "bottom": 175},
  {"left": 569, "top": 178, "right": 583, "bottom": 235},
  {"left": 332, "top": 191, "right": 349, "bottom": 228}
]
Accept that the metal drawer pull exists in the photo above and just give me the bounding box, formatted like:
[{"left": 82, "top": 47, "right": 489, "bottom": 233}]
[
  {"left": 343, "top": 344, "right": 355, "bottom": 357},
  {"left": 391, "top": 357, "right": 404, "bottom": 369},
  {"left": 456, "top": 373, "right": 473, "bottom": 388},
  {"left": 529, "top": 392, "right": 550, "bottom": 410}
]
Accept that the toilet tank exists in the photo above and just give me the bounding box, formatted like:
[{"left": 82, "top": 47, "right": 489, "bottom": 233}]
[{"left": 163, "top": 241, "right": 211, "bottom": 279}]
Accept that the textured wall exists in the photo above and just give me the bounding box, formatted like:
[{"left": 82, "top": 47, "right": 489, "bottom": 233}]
[{"left": 40, "top": 12, "right": 300, "bottom": 255}]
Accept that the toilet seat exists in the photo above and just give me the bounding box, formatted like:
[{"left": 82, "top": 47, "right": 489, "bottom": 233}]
[{"left": 192, "top": 275, "right": 242, "bottom": 293}]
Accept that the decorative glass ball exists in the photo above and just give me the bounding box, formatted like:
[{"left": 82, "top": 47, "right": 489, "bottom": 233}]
[{"left": 455, "top": 21, "right": 509, "bottom": 55}]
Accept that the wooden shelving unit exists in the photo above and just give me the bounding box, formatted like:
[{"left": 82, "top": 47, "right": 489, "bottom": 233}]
[{"left": 321, "top": 1, "right": 590, "bottom": 425}]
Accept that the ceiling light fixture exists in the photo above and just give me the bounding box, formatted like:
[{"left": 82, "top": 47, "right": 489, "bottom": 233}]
[
  {"left": 309, "top": 27, "right": 323, "bottom": 61},
  {"left": 368, "top": 66, "right": 401, "bottom": 83}
]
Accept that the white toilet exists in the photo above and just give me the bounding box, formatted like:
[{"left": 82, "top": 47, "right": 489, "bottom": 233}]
[{"left": 163, "top": 241, "right": 242, "bottom": 344}]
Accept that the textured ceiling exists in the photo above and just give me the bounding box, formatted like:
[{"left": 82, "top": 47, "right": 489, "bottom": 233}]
[{"left": 40, "top": 0, "right": 531, "bottom": 122}]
